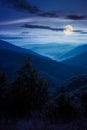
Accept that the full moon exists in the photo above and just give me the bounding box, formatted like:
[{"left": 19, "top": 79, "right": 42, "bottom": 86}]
[{"left": 64, "top": 25, "right": 73, "bottom": 35}]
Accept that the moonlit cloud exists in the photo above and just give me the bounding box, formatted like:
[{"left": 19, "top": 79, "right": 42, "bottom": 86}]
[
  {"left": 0, "top": 0, "right": 87, "bottom": 48},
  {"left": 21, "top": 23, "right": 87, "bottom": 35},
  {"left": 0, "top": 16, "right": 87, "bottom": 46},
  {"left": 0, "top": 18, "right": 33, "bottom": 25},
  {"left": 22, "top": 24, "right": 63, "bottom": 31}
]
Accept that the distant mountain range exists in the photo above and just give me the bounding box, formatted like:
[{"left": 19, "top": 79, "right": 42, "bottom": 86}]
[
  {"left": 22, "top": 43, "right": 76, "bottom": 61},
  {"left": 0, "top": 40, "right": 78, "bottom": 89},
  {"left": 60, "top": 44, "right": 87, "bottom": 61},
  {"left": 1, "top": 40, "right": 87, "bottom": 89}
]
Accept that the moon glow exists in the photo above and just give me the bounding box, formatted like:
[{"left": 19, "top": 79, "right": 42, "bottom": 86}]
[{"left": 64, "top": 25, "right": 73, "bottom": 35}]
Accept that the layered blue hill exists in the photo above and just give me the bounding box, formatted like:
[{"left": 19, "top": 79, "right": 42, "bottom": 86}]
[
  {"left": 0, "top": 40, "right": 78, "bottom": 87},
  {"left": 62, "top": 51, "right": 87, "bottom": 70},
  {"left": 0, "top": 40, "right": 37, "bottom": 55},
  {"left": 60, "top": 44, "right": 87, "bottom": 61},
  {"left": 22, "top": 43, "right": 75, "bottom": 61}
]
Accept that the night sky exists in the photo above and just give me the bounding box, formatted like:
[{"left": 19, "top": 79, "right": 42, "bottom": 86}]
[{"left": 0, "top": 0, "right": 87, "bottom": 46}]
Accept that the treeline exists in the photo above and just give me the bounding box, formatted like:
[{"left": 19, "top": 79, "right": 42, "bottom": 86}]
[{"left": 0, "top": 57, "right": 87, "bottom": 122}]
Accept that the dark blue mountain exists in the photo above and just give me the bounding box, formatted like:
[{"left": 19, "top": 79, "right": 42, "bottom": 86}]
[
  {"left": 0, "top": 40, "right": 36, "bottom": 55},
  {"left": 62, "top": 51, "right": 87, "bottom": 70},
  {"left": 60, "top": 44, "right": 87, "bottom": 61},
  {"left": 0, "top": 40, "right": 78, "bottom": 89}
]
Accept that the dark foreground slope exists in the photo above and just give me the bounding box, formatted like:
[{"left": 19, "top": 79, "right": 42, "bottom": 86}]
[{"left": 62, "top": 51, "right": 87, "bottom": 70}]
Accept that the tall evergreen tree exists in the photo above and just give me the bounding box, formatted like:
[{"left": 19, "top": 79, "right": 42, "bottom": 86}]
[{"left": 6, "top": 56, "right": 49, "bottom": 117}]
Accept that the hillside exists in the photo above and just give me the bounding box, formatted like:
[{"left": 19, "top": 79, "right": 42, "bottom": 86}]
[
  {"left": 62, "top": 51, "right": 87, "bottom": 70},
  {"left": 0, "top": 40, "right": 78, "bottom": 88},
  {"left": 22, "top": 43, "right": 75, "bottom": 61},
  {"left": 60, "top": 44, "right": 87, "bottom": 61}
]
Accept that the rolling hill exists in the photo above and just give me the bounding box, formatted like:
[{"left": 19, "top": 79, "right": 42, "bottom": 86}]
[
  {"left": 0, "top": 40, "right": 78, "bottom": 87},
  {"left": 0, "top": 40, "right": 37, "bottom": 55},
  {"left": 60, "top": 44, "right": 87, "bottom": 61},
  {"left": 22, "top": 43, "right": 75, "bottom": 61},
  {"left": 62, "top": 51, "right": 87, "bottom": 70}
]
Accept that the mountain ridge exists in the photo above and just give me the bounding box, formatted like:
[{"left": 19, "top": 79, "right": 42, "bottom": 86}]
[
  {"left": 0, "top": 40, "right": 78, "bottom": 86},
  {"left": 22, "top": 42, "right": 76, "bottom": 61},
  {"left": 60, "top": 44, "right": 87, "bottom": 61}
]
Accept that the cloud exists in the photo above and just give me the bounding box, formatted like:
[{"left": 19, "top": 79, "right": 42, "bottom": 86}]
[
  {"left": 67, "top": 15, "right": 86, "bottom": 20},
  {"left": 39, "top": 12, "right": 58, "bottom": 18},
  {"left": 0, "top": 0, "right": 40, "bottom": 14},
  {"left": 0, "top": 35, "right": 23, "bottom": 40},
  {"left": 39, "top": 13, "right": 87, "bottom": 19},
  {"left": 0, "top": 18, "right": 33, "bottom": 25},
  {"left": 22, "top": 31, "right": 29, "bottom": 34},
  {"left": 1, "top": 0, "right": 86, "bottom": 20},
  {"left": 21, "top": 24, "right": 63, "bottom": 31},
  {"left": 21, "top": 24, "right": 87, "bottom": 35},
  {"left": 74, "top": 30, "right": 87, "bottom": 34}
]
